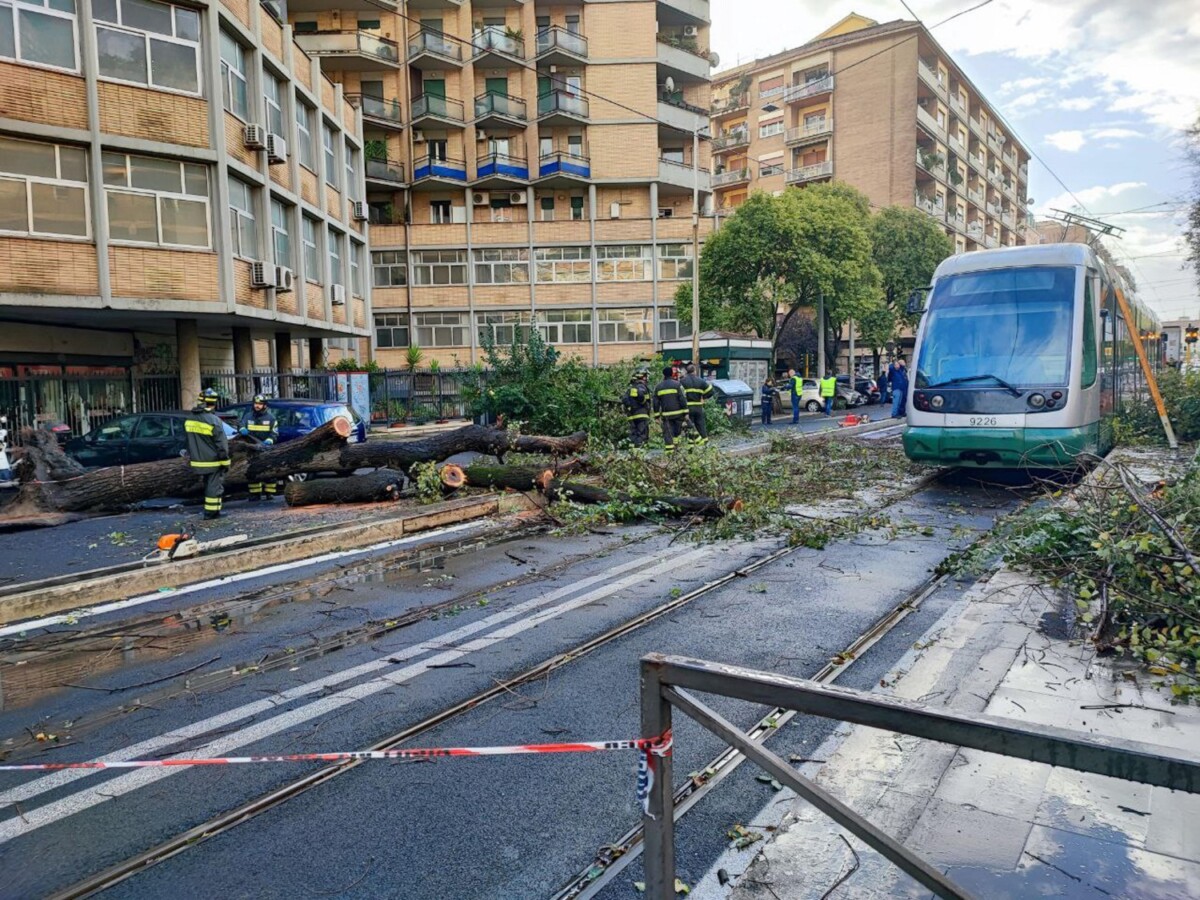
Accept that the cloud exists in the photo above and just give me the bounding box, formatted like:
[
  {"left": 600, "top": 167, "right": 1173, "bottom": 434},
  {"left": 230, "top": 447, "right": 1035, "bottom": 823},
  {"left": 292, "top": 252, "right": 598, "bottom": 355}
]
[
  {"left": 1046, "top": 130, "right": 1086, "bottom": 152},
  {"left": 1038, "top": 181, "right": 1148, "bottom": 214},
  {"left": 1059, "top": 97, "right": 1100, "bottom": 111},
  {"left": 1045, "top": 126, "right": 1145, "bottom": 153}
]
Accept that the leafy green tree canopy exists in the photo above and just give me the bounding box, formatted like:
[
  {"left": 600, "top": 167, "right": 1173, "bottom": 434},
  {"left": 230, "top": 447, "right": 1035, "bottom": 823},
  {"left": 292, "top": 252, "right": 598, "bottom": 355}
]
[{"left": 869, "top": 205, "right": 954, "bottom": 329}]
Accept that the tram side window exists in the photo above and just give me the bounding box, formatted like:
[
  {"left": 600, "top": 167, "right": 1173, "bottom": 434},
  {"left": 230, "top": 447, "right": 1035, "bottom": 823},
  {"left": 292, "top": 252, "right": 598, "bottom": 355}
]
[{"left": 1081, "top": 278, "right": 1097, "bottom": 388}]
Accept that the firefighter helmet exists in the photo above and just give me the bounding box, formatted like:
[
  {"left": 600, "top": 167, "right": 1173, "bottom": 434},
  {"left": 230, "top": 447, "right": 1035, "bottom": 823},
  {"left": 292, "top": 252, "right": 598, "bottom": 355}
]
[{"left": 198, "top": 388, "right": 219, "bottom": 407}]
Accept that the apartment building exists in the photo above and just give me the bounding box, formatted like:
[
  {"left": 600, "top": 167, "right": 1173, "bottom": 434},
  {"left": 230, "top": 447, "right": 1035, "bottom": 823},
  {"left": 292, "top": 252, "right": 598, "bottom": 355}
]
[
  {"left": 288, "top": 0, "right": 714, "bottom": 366},
  {"left": 0, "top": 0, "right": 370, "bottom": 426},
  {"left": 710, "top": 14, "right": 1032, "bottom": 255}
]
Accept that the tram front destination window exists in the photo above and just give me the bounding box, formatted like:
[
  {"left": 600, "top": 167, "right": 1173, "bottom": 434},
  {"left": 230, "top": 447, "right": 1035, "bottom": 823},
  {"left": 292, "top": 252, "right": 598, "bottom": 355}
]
[{"left": 916, "top": 265, "right": 1075, "bottom": 388}]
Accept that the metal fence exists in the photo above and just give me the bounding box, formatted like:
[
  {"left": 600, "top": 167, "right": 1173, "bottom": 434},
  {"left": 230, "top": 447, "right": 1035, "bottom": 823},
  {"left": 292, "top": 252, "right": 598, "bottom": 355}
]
[
  {"left": 199, "top": 370, "right": 339, "bottom": 406},
  {"left": 639, "top": 654, "right": 1200, "bottom": 900},
  {"left": 367, "top": 369, "right": 482, "bottom": 427}
]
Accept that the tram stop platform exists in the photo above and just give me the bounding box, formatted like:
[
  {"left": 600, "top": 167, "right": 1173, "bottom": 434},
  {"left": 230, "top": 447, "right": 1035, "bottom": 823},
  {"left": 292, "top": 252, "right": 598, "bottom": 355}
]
[{"left": 703, "top": 445, "right": 1200, "bottom": 900}]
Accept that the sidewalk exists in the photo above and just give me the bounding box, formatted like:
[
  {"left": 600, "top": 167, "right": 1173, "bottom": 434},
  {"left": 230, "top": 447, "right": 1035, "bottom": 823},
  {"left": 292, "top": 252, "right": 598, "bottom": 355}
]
[{"left": 719, "top": 447, "right": 1200, "bottom": 900}]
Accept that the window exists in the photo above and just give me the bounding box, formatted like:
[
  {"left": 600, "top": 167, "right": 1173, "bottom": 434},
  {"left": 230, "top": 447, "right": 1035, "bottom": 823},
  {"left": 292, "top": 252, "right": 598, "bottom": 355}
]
[
  {"left": 219, "top": 30, "right": 248, "bottom": 119},
  {"left": 292, "top": 19, "right": 316, "bottom": 33},
  {"left": 567, "top": 134, "right": 583, "bottom": 157},
  {"left": 474, "top": 248, "right": 530, "bottom": 285},
  {"left": 570, "top": 196, "right": 584, "bottom": 221},
  {"left": 598, "top": 307, "right": 653, "bottom": 343},
  {"left": 413, "top": 312, "right": 469, "bottom": 347},
  {"left": 270, "top": 198, "right": 291, "bottom": 268},
  {"left": 536, "top": 309, "right": 591, "bottom": 344},
  {"left": 372, "top": 250, "right": 406, "bottom": 287},
  {"left": 657, "top": 306, "right": 691, "bottom": 342},
  {"left": 412, "top": 249, "right": 467, "bottom": 285},
  {"left": 539, "top": 196, "right": 554, "bottom": 222},
  {"left": 103, "top": 151, "right": 209, "bottom": 247},
  {"left": 0, "top": 0, "right": 78, "bottom": 72},
  {"left": 374, "top": 312, "right": 409, "bottom": 349},
  {"left": 657, "top": 244, "right": 693, "bottom": 280},
  {"left": 327, "top": 226, "right": 342, "bottom": 285},
  {"left": 344, "top": 141, "right": 358, "bottom": 198},
  {"left": 478, "top": 311, "right": 530, "bottom": 345},
  {"left": 358, "top": 18, "right": 380, "bottom": 30},
  {"left": 488, "top": 197, "right": 514, "bottom": 223},
  {"left": 429, "top": 199, "right": 452, "bottom": 224},
  {"left": 596, "top": 245, "right": 652, "bottom": 282},
  {"left": 1082, "top": 275, "right": 1097, "bottom": 389},
  {"left": 661, "top": 147, "right": 684, "bottom": 164},
  {"left": 350, "top": 241, "right": 364, "bottom": 297},
  {"left": 322, "top": 123, "right": 338, "bottom": 188},
  {"left": 539, "top": 135, "right": 553, "bottom": 158},
  {"left": 302, "top": 215, "right": 319, "bottom": 282},
  {"left": 295, "top": 98, "right": 316, "bottom": 170},
  {"left": 94, "top": 0, "right": 199, "bottom": 94},
  {"left": 263, "top": 71, "right": 285, "bottom": 136},
  {"left": 759, "top": 119, "right": 784, "bottom": 139},
  {"left": 759, "top": 162, "right": 784, "bottom": 177},
  {"left": 0, "top": 136, "right": 89, "bottom": 238},
  {"left": 427, "top": 139, "right": 448, "bottom": 162},
  {"left": 534, "top": 246, "right": 590, "bottom": 282},
  {"left": 227, "top": 178, "right": 256, "bottom": 259}
]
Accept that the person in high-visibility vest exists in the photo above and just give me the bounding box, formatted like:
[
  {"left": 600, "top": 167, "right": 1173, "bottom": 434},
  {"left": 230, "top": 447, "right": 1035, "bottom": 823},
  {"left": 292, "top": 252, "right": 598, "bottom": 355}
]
[
  {"left": 185, "top": 389, "right": 230, "bottom": 519},
  {"left": 652, "top": 366, "right": 689, "bottom": 453},
  {"left": 622, "top": 369, "right": 652, "bottom": 448},
  {"left": 787, "top": 368, "right": 803, "bottom": 424},
  {"left": 819, "top": 371, "right": 838, "bottom": 417}
]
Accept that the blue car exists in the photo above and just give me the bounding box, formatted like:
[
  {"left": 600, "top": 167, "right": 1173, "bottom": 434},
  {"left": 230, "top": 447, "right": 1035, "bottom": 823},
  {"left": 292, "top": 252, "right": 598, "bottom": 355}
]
[{"left": 218, "top": 399, "right": 367, "bottom": 445}]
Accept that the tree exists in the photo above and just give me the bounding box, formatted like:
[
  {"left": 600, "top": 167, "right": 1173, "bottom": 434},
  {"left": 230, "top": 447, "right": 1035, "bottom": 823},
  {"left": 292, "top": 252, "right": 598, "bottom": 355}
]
[{"left": 1186, "top": 116, "right": 1200, "bottom": 296}]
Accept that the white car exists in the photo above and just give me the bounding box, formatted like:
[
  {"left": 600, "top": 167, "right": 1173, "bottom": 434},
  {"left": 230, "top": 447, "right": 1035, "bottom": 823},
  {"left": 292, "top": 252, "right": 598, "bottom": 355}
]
[{"left": 789, "top": 378, "right": 863, "bottom": 412}]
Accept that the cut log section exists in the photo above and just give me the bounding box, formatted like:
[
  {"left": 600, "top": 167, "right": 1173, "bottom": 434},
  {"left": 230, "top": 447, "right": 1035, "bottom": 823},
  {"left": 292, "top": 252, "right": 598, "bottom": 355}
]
[
  {"left": 284, "top": 469, "right": 407, "bottom": 506},
  {"left": 438, "top": 460, "right": 586, "bottom": 493},
  {"left": 244, "top": 416, "right": 353, "bottom": 483},
  {"left": 337, "top": 425, "right": 588, "bottom": 475},
  {"left": 542, "top": 478, "right": 742, "bottom": 519}
]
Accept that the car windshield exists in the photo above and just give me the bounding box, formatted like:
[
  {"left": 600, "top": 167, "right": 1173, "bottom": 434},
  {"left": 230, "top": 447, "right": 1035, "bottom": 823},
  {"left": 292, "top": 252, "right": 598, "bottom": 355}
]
[
  {"left": 323, "top": 405, "right": 360, "bottom": 425},
  {"left": 915, "top": 265, "right": 1076, "bottom": 388}
]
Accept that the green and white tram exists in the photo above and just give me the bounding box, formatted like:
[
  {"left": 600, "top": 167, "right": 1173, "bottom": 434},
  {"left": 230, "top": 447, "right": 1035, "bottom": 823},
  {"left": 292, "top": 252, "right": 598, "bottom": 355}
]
[{"left": 903, "top": 244, "right": 1162, "bottom": 469}]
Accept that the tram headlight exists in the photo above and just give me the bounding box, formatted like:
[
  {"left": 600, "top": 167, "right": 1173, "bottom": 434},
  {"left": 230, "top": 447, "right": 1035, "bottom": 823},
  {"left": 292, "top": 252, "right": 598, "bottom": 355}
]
[
  {"left": 930, "top": 394, "right": 945, "bottom": 409},
  {"left": 1027, "top": 393, "right": 1046, "bottom": 409}
]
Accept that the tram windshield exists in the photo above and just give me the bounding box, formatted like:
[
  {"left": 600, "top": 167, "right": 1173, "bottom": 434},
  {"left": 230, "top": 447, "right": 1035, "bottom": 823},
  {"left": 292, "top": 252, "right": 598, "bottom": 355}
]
[{"left": 915, "top": 265, "right": 1076, "bottom": 389}]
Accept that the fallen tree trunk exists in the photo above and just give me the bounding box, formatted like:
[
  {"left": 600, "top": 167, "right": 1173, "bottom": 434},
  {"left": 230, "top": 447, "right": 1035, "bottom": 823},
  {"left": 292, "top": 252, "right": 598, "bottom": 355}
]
[
  {"left": 438, "top": 459, "right": 586, "bottom": 492},
  {"left": 543, "top": 479, "right": 742, "bottom": 519},
  {"left": 244, "top": 416, "right": 353, "bottom": 483},
  {"left": 284, "top": 469, "right": 407, "bottom": 506}
]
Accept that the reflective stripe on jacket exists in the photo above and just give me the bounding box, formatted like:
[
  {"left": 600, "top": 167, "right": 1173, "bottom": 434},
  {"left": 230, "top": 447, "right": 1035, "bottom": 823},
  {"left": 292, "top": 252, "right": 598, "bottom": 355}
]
[
  {"left": 652, "top": 379, "right": 689, "bottom": 417},
  {"left": 185, "top": 408, "right": 230, "bottom": 469},
  {"left": 680, "top": 374, "right": 713, "bottom": 407},
  {"left": 623, "top": 382, "right": 652, "bottom": 420},
  {"left": 240, "top": 409, "right": 278, "bottom": 442}
]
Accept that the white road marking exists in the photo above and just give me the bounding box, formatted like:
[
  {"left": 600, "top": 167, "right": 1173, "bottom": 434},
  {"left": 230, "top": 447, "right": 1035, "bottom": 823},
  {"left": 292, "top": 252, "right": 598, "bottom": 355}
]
[{"left": 0, "top": 548, "right": 708, "bottom": 843}]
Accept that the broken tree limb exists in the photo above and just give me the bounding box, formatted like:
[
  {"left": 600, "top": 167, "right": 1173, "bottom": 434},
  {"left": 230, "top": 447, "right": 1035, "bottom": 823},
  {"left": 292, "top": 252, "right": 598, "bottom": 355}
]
[
  {"left": 337, "top": 425, "right": 588, "bottom": 474},
  {"left": 244, "top": 416, "right": 353, "bottom": 483},
  {"left": 542, "top": 478, "right": 742, "bottom": 519},
  {"left": 283, "top": 469, "right": 408, "bottom": 507},
  {"left": 438, "top": 460, "right": 588, "bottom": 493}
]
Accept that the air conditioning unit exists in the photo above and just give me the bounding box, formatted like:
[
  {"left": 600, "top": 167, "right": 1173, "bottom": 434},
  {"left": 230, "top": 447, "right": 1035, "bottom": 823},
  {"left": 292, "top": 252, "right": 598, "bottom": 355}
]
[
  {"left": 250, "top": 260, "right": 276, "bottom": 289},
  {"left": 609, "top": 201, "right": 621, "bottom": 219},
  {"left": 275, "top": 266, "right": 295, "bottom": 292},
  {"left": 509, "top": 192, "right": 527, "bottom": 205},
  {"left": 351, "top": 200, "right": 369, "bottom": 221},
  {"left": 548, "top": 65, "right": 557, "bottom": 73},
  {"left": 266, "top": 133, "right": 287, "bottom": 164},
  {"left": 683, "top": 25, "right": 699, "bottom": 36},
  {"left": 243, "top": 125, "right": 267, "bottom": 150},
  {"left": 330, "top": 284, "right": 347, "bottom": 305},
  {"left": 472, "top": 190, "right": 491, "bottom": 206},
  {"left": 412, "top": 130, "right": 426, "bottom": 143},
  {"left": 476, "top": 130, "right": 488, "bottom": 142}
]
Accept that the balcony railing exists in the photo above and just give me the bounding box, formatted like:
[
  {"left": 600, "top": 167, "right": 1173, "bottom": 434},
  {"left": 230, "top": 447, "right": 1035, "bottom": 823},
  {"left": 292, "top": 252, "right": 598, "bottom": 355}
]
[
  {"left": 986, "top": 201, "right": 1001, "bottom": 216},
  {"left": 345, "top": 93, "right": 403, "bottom": 127},
  {"left": 916, "top": 148, "right": 947, "bottom": 180},
  {"left": 916, "top": 104, "right": 945, "bottom": 137},
  {"left": 949, "top": 94, "right": 967, "bottom": 116},
  {"left": 918, "top": 59, "right": 947, "bottom": 95},
  {"left": 785, "top": 118, "right": 833, "bottom": 144},
  {"left": 365, "top": 157, "right": 406, "bottom": 184},
  {"left": 967, "top": 117, "right": 985, "bottom": 141},
  {"left": 659, "top": 157, "right": 710, "bottom": 191},
  {"left": 658, "top": 90, "right": 708, "bottom": 118},
  {"left": 477, "top": 151, "right": 529, "bottom": 180},
  {"left": 984, "top": 234, "right": 999, "bottom": 248},
  {"left": 782, "top": 74, "right": 834, "bottom": 103},
  {"left": 474, "top": 92, "right": 527, "bottom": 122},
  {"left": 293, "top": 29, "right": 400, "bottom": 65},
  {"left": 537, "top": 89, "right": 588, "bottom": 120},
  {"left": 712, "top": 167, "right": 751, "bottom": 187},
  {"left": 711, "top": 93, "right": 749, "bottom": 116},
  {"left": 408, "top": 29, "right": 462, "bottom": 62},
  {"left": 1001, "top": 211, "right": 1016, "bottom": 229},
  {"left": 967, "top": 152, "right": 985, "bottom": 171},
  {"left": 967, "top": 187, "right": 984, "bottom": 206},
  {"left": 471, "top": 26, "right": 524, "bottom": 59},
  {"left": 947, "top": 134, "right": 965, "bottom": 156},
  {"left": 411, "top": 93, "right": 465, "bottom": 122},
  {"left": 538, "top": 150, "right": 590, "bottom": 179},
  {"left": 915, "top": 193, "right": 946, "bottom": 222},
  {"left": 1018, "top": 163, "right": 1029, "bottom": 182},
  {"left": 712, "top": 128, "right": 749, "bottom": 152},
  {"left": 413, "top": 154, "right": 467, "bottom": 182},
  {"left": 784, "top": 160, "right": 833, "bottom": 184},
  {"left": 535, "top": 25, "right": 587, "bottom": 59}
]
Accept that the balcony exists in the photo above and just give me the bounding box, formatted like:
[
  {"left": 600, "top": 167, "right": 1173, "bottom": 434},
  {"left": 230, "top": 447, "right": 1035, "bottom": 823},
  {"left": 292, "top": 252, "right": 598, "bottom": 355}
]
[
  {"left": 407, "top": 30, "right": 463, "bottom": 69},
  {"left": 984, "top": 234, "right": 999, "bottom": 249},
  {"left": 412, "top": 154, "right": 467, "bottom": 184},
  {"left": 287, "top": 0, "right": 395, "bottom": 13},
  {"left": 474, "top": 92, "right": 527, "bottom": 128},
  {"left": 476, "top": 151, "right": 529, "bottom": 186},
  {"left": 918, "top": 59, "right": 947, "bottom": 96},
  {"left": 537, "top": 150, "right": 590, "bottom": 184},
  {"left": 967, "top": 117, "right": 985, "bottom": 142},
  {"left": 364, "top": 157, "right": 407, "bottom": 188},
  {"left": 785, "top": 160, "right": 833, "bottom": 185},
  {"left": 986, "top": 168, "right": 1002, "bottom": 187},
  {"left": 536, "top": 89, "right": 588, "bottom": 126},
  {"left": 947, "top": 134, "right": 965, "bottom": 157},
  {"left": 966, "top": 186, "right": 984, "bottom": 206},
  {"left": 785, "top": 118, "right": 833, "bottom": 147},
  {"left": 712, "top": 167, "right": 750, "bottom": 188},
  {"left": 534, "top": 26, "right": 587, "bottom": 66},
  {"left": 1001, "top": 210, "right": 1016, "bottom": 229},
  {"left": 710, "top": 93, "right": 749, "bottom": 118},
  {"left": 656, "top": 35, "right": 711, "bottom": 82},
  {"left": 949, "top": 93, "right": 967, "bottom": 118},
  {"left": 471, "top": 26, "right": 524, "bottom": 67},
  {"left": 986, "top": 200, "right": 1001, "bottom": 217},
  {"left": 345, "top": 94, "right": 404, "bottom": 130},
  {"left": 916, "top": 148, "right": 947, "bottom": 182},
  {"left": 411, "top": 93, "right": 465, "bottom": 127},
  {"left": 915, "top": 193, "right": 946, "bottom": 222},
  {"left": 406, "top": 0, "right": 462, "bottom": 8},
  {"left": 1018, "top": 163, "right": 1029, "bottom": 183},
  {"left": 712, "top": 128, "right": 749, "bottom": 153},
  {"left": 657, "top": 0, "right": 711, "bottom": 23},
  {"left": 292, "top": 30, "right": 401, "bottom": 71},
  {"left": 949, "top": 210, "right": 967, "bottom": 233},
  {"left": 658, "top": 92, "right": 708, "bottom": 134},
  {"left": 986, "top": 132, "right": 1003, "bottom": 155},
  {"left": 916, "top": 104, "right": 945, "bottom": 140},
  {"left": 967, "top": 222, "right": 983, "bottom": 239},
  {"left": 658, "top": 157, "right": 710, "bottom": 192},
  {"left": 967, "top": 151, "right": 985, "bottom": 173},
  {"left": 783, "top": 74, "right": 834, "bottom": 104}
]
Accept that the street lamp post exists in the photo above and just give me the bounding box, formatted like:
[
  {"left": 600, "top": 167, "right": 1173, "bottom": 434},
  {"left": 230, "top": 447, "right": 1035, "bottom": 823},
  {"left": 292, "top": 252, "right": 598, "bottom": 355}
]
[{"left": 691, "top": 127, "right": 703, "bottom": 369}]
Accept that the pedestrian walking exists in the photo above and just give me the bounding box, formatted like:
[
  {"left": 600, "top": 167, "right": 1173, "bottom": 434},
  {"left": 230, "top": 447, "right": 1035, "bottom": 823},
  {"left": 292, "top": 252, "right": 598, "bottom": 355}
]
[
  {"left": 787, "top": 368, "right": 803, "bottom": 423},
  {"left": 819, "top": 370, "right": 837, "bottom": 417},
  {"left": 652, "top": 365, "right": 688, "bottom": 453},
  {"left": 680, "top": 363, "right": 712, "bottom": 445},
  {"left": 890, "top": 357, "right": 909, "bottom": 419},
  {"left": 185, "top": 388, "right": 230, "bottom": 519},
  {"left": 760, "top": 377, "right": 779, "bottom": 426},
  {"left": 623, "top": 368, "right": 652, "bottom": 447},
  {"left": 239, "top": 394, "right": 278, "bottom": 501}
]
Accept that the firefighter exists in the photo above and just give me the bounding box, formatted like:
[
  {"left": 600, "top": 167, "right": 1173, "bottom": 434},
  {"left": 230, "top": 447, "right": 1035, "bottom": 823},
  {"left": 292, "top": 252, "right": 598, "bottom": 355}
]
[
  {"left": 239, "top": 394, "right": 279, "bottom": 501},
  {"left": 680, "top": 363, "right": 712, "bottom": 445},
  {"left": 623, "top": 368, "right": 652, "bottom": 448},
  {"left": 185, "top": 388, "right": 230, "bottom": 519},
  {"left": 652, "top": 365, "right": 688, "bottom": 453}
]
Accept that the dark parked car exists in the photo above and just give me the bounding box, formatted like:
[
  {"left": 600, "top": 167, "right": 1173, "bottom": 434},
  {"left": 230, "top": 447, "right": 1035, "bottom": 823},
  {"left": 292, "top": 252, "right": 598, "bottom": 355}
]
[
  {"left": 838, "top": 375, "right": 881, "bottom": 404},
  {"left": 217, "top": 399, "right": 367, "bottom": 445},
  {"left": 65, "top": 412, "right": 237, "bottom": 468}
]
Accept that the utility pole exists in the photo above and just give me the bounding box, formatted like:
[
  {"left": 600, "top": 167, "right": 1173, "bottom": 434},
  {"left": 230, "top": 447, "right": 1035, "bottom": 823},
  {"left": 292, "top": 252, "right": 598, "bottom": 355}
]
[
  {"left": 691, "top": 127, "right": 701, "bottom": 369},
  {"left": 848, "top": 319, "right": 855, "bottom": 378},
  {"left": 817, "top": 293, "right": 826, "bottom": 379}
]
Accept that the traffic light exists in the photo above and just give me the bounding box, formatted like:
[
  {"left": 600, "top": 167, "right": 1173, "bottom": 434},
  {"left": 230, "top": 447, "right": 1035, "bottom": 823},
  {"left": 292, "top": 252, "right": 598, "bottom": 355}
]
[{"left": 1187, "top": 324, "right": 1199, "bottom": 345}]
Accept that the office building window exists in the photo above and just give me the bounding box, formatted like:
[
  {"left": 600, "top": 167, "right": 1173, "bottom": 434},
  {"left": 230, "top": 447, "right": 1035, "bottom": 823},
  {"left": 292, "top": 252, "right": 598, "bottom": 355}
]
[
  {"left": 302, "top": 215, "right": 320, "bottom": 282},
  {"left": 411, "top": 249, "right": 467, "bottom": 285},
  {"left": 598, "top": 307, "right": 653, "bottom": 343},
  {"left": 375, "top": 313, "right": 409, "bottom": 349},
  {"left": 0, "top": 136, "right": 89, "bottom": 238},
  {"left": 657, "top": 307, "right": 691, "bottom": 342},
  {"left": 263, "top": 71, "right": 285, "bottom": 136},
  {"left": 657, "top": 244, "right": 693, "bottom": 280},
  {"left": 270, "top": 197, "right": 291, "bottom": 268},
  {"left": 596, "top": 244, "right": 652, "bottom": 282},
  {"left": 103, "top": 151, "right": 209, "bottom": 247},
  {"left": 477, "top": 311, "right": 530, "bottom": 345},
  {"left": 227, "top": 177, "right": 256, "bottom": 259},
  {"left": 94, "top": 0, "right": 198, "bottom": 94},
  {"left": 295, "top": 98, "right": 316, "bottom": 170},
  {"left": 218, "top": 30, "right": 248, "bottom": 119},
  {"left": 372, "top": 250, "right": 407, "bottom": 287},
  {"left": 350, "top": 240, "right": 364, "bottom": 297},
  {"left": 570, "top": 195, "right": 584, "bottom": 220},
  {"left": 0, "top": 0, "right": 78, "bottom": 72},
  {"left": 534, "top": 245, "right": 590, "bottom": 282},
  {"left": 344, "top": 141, "right": 358, "bottom": 197},
  {"left": 327, "top": 226, "right": 342, "bottom": 285},
  {"left": 536, "top": 309, "right": 591, "bottom": 344},
  {"left": 473, "top": 247, "right": 529, "bottom": 284},
  {"left": 539, "top": 196, "right": 554, "bottom": 221},
  {"left": 413, "top": 312, "right": 469, "bottom": 347},
  {"left": 322, "top": 123, "right": 338, "bottom": 188}
]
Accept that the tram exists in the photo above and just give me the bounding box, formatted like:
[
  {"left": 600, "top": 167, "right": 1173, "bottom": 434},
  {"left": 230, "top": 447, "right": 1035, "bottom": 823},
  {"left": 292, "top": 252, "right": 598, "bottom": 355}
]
[{"left": 903, "top": 244, "right": 1162, "bottom": 469}]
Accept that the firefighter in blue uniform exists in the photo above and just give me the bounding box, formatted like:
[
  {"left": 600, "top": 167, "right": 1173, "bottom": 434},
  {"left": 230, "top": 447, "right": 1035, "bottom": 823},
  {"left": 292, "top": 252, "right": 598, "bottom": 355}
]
[
  {"left": 680, "top": 363, "right": 712, "bottom": 445},
  {"left": 239, "top": 394, "right": 279, "bottom": 501},
  {"left": 185, "top": 388, "right": 230, "bottom": 519},
  {"left": 652, "top": 366, "right": 689, "bottom": 453},
  {"left": 623, "top": 369, "right": 652, "bottom": 447}
]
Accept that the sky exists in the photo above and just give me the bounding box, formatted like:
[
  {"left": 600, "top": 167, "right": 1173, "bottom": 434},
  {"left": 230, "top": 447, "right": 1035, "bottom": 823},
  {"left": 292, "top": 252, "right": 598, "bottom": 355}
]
[{"left": 708, "top": 0, "right": 1200, "bottom": 322}]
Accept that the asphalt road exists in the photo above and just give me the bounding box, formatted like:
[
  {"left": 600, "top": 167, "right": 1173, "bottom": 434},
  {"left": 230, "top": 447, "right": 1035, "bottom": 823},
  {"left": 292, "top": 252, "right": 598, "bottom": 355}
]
[{"left": 0, "top": 467, "right": 1020, "bottom": 900}]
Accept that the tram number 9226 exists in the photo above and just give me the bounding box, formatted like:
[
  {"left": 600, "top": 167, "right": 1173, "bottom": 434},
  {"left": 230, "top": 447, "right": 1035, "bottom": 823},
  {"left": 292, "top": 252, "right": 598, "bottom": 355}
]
[{"left": 968, "top": 416, "right": 998, "bottom": 427}]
